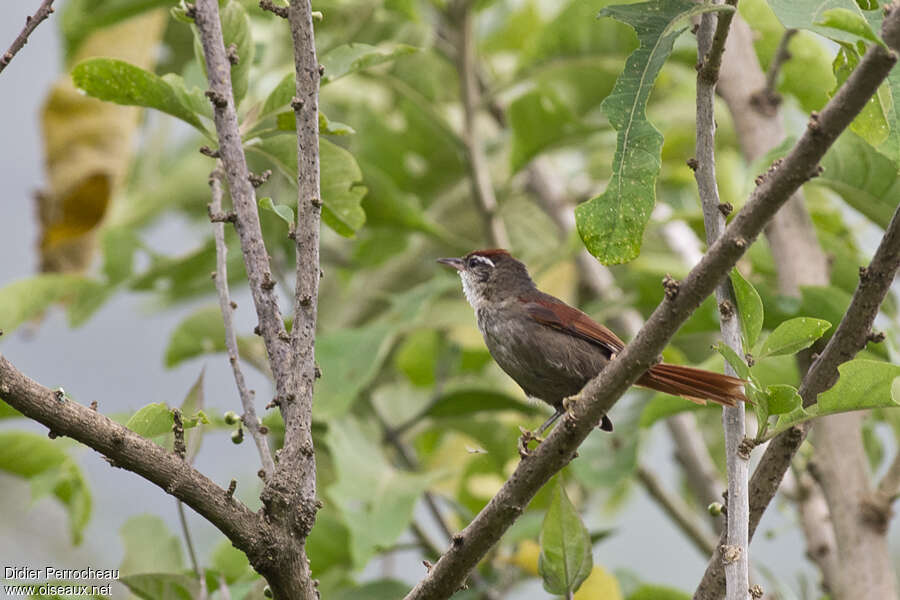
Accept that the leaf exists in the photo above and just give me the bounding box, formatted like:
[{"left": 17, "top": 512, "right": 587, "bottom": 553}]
[
  {"left": 0, "top": 432, "right": 92, "bottom": 544},
  {"left": 575, "top": 0, "right": 735, "bottom": 264},
  {"left": 758, "top": 317, "right": 832, "bottom": 358},
  {"left": 259, "top": 197, "right": 295, "bottom": 228},
  {"left": 260, "top": 73, "right": 295, "bottom": 120},
  {"left": 818, "top": 359, "right": 900, "bottom": 413},
  {"left": 815, "top": 8, "right": 884, "bottom": 46},
  {"left": 101, "top": 227, "right": 141, "bottom": 285},
  {"left": 119, "top": 574, "right": 198, "bottom": 600},
  {"left": 247, "top": 135, "right": 367, "bottom": 237},
  {"left": 508, "top": 87, "right": 596, "bottom": 173},
  {"left": 332, "top": 580, "right": 412, "bottom": 600},
  {"left": 729, "top": 269, "right": 764, "bottom": 348},
  {"left": 220, "top": 0, "right": 253, "bottom": 105},
  {"left": 59, "top": 0, "right": 172, "bottom": 58},
  {"left": 426, "top": 389, "right": 542, "bottom": 418},
  {"left": 326, "top": 417, "right": 432, "bottom": 567},
  {"left": 832, "top": 44, "right": 890, "bottom": 148},
  {"left": 126, "top": 403, "right": 175, "bottom": 439},
  {"left": 180, "top": 370, "right": 206, "bottom": 463},
  {"left": 320, "top": 43, "right": 418, "bottom": 84},
  {"left": 119, "top": 515, "right": 184, "bottom": 574},
  {"left": 161, "top": 73, "right": 212, "bottom": 119},
  {"left": 769, "top": 0, "right": 875, "bottom": 46},
  {"left": 0, "top": 274, "right": 92, "bottom": 334},
  {"left": 813, "top": 131, "right": 900, "bottom": 228},
  {"left": 627, "top": 584, "right": 691, "bottom": 600},
  {"left": 766, "top": 384, "right": 801, "bottom": 415},
  {"left": 712, "top": 342, "right": 751, "bottom": 381},
  {"left": 71, "top": 58, "right": 206, "bottom": 131},
  {"left": 211, "top": 539, "right": 254, "bottom": 584},
  {"left": 574, "top": 566, "right": 623, "bottom": 600},
  {"left": 538, "top": 479, "right": 593, "bottom": 595}
]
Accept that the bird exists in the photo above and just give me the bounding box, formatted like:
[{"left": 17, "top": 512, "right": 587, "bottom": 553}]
[{"left": 438, "top": 248, "right": 747, "bottom": 435}]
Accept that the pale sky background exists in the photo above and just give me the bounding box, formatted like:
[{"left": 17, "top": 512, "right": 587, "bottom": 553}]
[{"left": 0, "top": 1, "right": 894, "bottom": 598}]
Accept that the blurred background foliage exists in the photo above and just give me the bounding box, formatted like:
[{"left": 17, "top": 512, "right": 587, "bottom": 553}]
[{"left": 1, "top": 0, "right": 899, "bottom": 598}]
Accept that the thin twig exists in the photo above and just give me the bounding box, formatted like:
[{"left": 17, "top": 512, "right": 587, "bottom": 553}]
[
  {"left": 405, "top": 12, "right": 900, "bottom": 597},
  {"left": 453, "top": 0, "right": 510, "bottom": 248},
  {"left": 0, "top": 0, "right": 55, "bottom": 75},
  {"left": 210, "top": 167, "right": 276, "bottom": 476},
  {"left": 178, "top": 500, "right": 202, "bottom": 578},
  {"left": 694, "top": 5, "right": 748, "bottom": 599},
  {"left": 636, "top": 465, "right": 718, "bottom": 556},
  {"left": 666, "top": 413, "right": 725, "bottom": 524},
  {"left": 876, "top": 448, "right": 900, "bottom": 502},
  {"left": 760, "top": 29, "right": 797, "bottom": 105}
]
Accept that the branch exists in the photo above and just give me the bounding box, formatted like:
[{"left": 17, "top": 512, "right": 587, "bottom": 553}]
[
  {"left": 788, "top": 469, "right": 839, "bottom": 595},
  {"left": 694, "top": 129, "right": 900, "bottom": 600},
  {"left": 405, "top": 13, "right": 898, "bottom": 597},
  {"left": 209, "top": 167, "right": 276, "bottom": 477},
  {"left": 193, "top": 1, "right": 319, "bottom": 596},
  {"left": 0, "top": 354, "right": 266, "bottom": 555},
  {"left": 0, "top": 0, "right": 54, "bottom": 75},
  {"left": 694, "top": 5, "right": 750, "bottom": 600},
  {"left": 752, "top": 28, "right": 797, "bottom": 115},
  {"left": 635, "top": 465, "right": 718, "bottom": 556},
  {"left": 453, "top": 0, "right": 510, "bottom": 248}
]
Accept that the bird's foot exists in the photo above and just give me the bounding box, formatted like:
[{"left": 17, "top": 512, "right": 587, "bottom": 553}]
[{"left": 517, "top": 426, "right": 543, "bottom": 458}]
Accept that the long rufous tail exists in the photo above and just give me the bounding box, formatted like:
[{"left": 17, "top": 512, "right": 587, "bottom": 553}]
[{"left": 637, "top": 362, "right": 747, "bottom": 407}]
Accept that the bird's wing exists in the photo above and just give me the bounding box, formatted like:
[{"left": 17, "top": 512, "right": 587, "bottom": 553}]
[{"left": 520, "top": 296, "right": 626, "bottom": 356}]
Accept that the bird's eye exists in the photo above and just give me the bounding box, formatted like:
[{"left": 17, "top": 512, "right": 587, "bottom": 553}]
[{"left": 467, "top": 255, "right": 495, "bottom": 269}]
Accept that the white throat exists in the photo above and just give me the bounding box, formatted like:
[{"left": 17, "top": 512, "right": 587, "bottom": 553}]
[{"left": 459, "top": 271, "right": 487, "bottom": 310}]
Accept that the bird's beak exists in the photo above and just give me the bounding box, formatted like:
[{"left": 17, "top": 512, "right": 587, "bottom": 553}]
[{"left": 437, "top": 257, "right": 465, "bottom": 271}]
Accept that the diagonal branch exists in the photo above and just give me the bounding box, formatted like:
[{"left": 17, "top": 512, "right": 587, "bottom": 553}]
[
  {"left": 209, "top": 167, "right": 276, "bottom": 477},
  {"left": 636, "top": 465, "right": 718, "bottom": 556},
  {"left": 0, "top": 354, "right": 263, "bottom": 553},
  {"left": 0, "top": 0, "right": 54, "bottom": 75},
  {"left": 405, "top": 13, "right": 900, "bottom": 598}
]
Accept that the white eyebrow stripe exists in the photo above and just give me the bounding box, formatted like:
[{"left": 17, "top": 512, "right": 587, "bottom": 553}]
[{"left": 470, "top": 255, "right": 495, "bottom": 267}]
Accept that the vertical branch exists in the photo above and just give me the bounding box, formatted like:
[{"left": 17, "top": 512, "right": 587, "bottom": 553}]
[
  {"left": 694, "top": 5, "right": 747, "bottom": 600},
  {"left": 453, "top": 0, "right": 510, "bottom": 248},
  {"left": 209, "top": 167, "right": 276, "bottom": 476}
]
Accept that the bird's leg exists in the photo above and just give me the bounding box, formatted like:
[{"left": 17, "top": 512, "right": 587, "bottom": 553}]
[{"left": 534, "top": 408, "right": 564, "bottom": 437}]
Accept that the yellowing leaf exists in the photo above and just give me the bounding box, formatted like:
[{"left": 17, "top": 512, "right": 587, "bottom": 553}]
[
  {"left": 511, "top": 540, "right": 541, "bottom": 576},
  {"left": 573, "top": 566, "right": 622, "bottom": 600}
]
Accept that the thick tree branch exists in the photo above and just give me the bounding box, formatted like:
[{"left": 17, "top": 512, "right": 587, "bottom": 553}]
[
  {"left": 453, "top": 0, "right": 510, "bottom": 248},
  {"left": 405, "top": 14, "right": 898, "bottom": 598},
  {"left": 0, "top": 355, "right": 265, "bottom": 554},
  {"left": 0, "top": 0, "right": 54, "bottom": 75},
  {"left": 694, "top": 142, "right": 900, "bottom": 600},
  {"left": 694, "top": 5, "right": 749, "bottom": 599},
  {"left": 209, "top": 167, "right": 276, "bottom": 477},
  {"left": 636, "top": 465, "right": 718, "bottom": 556}
]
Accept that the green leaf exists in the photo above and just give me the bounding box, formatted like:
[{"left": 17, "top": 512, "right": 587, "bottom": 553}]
[
  {"left": 832, "top": 45, "right": 890, "bottom": 148},
  {"left": 320, "top": 43, "right": 418, "bottom": 84},
  {"left": 71, "top": 58, "right": 206, "bottom": 132},
  {"left": 220, "top": 0, "right": 253, "bottom": 105},
  {"left": 248, "top": 135, "right": 367, "bottom": 236},
  {"left": 758, "top": 317, "right": 832, "bottom": 358},
  {"left": 0, "top": 432, "right": 92, "bottom": 544},
  {"left": 274, "top": 112, "right": 356, "bottom": 136},
  {"left": 729, "top": 269, "right": 764, "bottom": 348},
  {"left": 211, "top": 539, "right": 253, "bottom": 584},
  {"left": 818, "top": 359, "right": 900, "bottom": 413},
  {"left": 538, "top": 479, "right": 593, "bottom": 595},
  {"left": 161, "top": 73, "right": 212, "bottom": 119},
  {"left": 627, "top": 584, "right": 691, "bottom": 600},
  {"left": 508, "top": 87, "right": 596, "bottom": 173},
  {"left": 769, "top": 0, "right": 874, "bottom": 45},
  {"left": 814, "top": 131, "right": 900, "bottom": 228},
  {"left": 180, "top": 370, "right": 206, "bottom": 463},
  {"left": 60, "top": 0, "right": 173, "bottom": 58},
  {"left": 162, "top": 305, "right": 269, "bottom": 374},
  {"left": 332, "top": 580, "right": 412, "bottom": 600},
  {"left": 326, "top": 417, "right": 432, "bottom": 567},
  {"left": 575, "top": 0, "right": 735, "bottom": 264},
  {"left": 119, "top": 574, "right": 198, "bottom": 600},
  {"left": 766, "top": 384, "right": 801, "bottom": 415},
  {"left": 101, "top": 227, "right": 140, "bottom": 285},
  {"left": 815, "top": 8, "right": 884, "bottom": 46},
  {"left": 0, "top": 274, "right": 93, "bottom": 334},
  {"left": 260, "top": 73, "right": 295, "bottom": 120},
  {"left": 712, "top": 342, "right": 751, "bottom": 380},
  {"left": 119, "top": 515, "right": 184, "bottom": 574},
  {"left": 126, "top": 403, "right": 174, "bottom": 439},
  {"left": 426, "top": 389, "right": 542, "bottom": 418},
  {"left": 259, "top": 197, "right": 295, "bottom": 228},
  {"left": 394, "top": 329, "right": 440, "bottom": 386}
]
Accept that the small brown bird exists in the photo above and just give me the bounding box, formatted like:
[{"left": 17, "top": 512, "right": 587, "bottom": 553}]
[{"left": 438, "top": 249, "right": 747, "bottom": 434}]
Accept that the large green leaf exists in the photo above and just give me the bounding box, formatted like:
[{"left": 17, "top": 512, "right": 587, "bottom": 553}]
[
  {"left": 0, "top": 274, "right": 94, "bottom": 335},
  {"left": 538, "top": 479, "right": 593, "bottom": 595},
  {"left": 326, "top": 417, "right": 432, "bottom": 567},
  {"left": 163, "top": 305, "right": 267, "bottom": 374},
  {"left": 71, "top": 58, "right": 206, "bottom": 132},
  {"left": 0, "top": 432, "right": 92, "bottom": 544},
  {"left": 814, "top": 131, "right": 900, "bottom": 228},
  {"left": 575, "top": 0, "right": 735, "bottom": 264},
  {"left": 119, "top": 515, "right": 184, "bottom": 574},
  {"left": 425, "top": 389, "right": 541, "bottom": 419},
  {"left": 757, "top": 317, "right": 831, "bottom": 358},
  {"left": 769, "top": 0, "right": 875, "bottom": 45},
  {"left": 248, "top": 135, "right": 367, "bottom": 237},
  {"left": 730, "top": 268, "right": 764, "bottom": 349}
]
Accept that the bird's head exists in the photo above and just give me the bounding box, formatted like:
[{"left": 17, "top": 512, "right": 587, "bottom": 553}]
[{"left": 437, "top": 249, "right": 534, "bottom": 308}]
